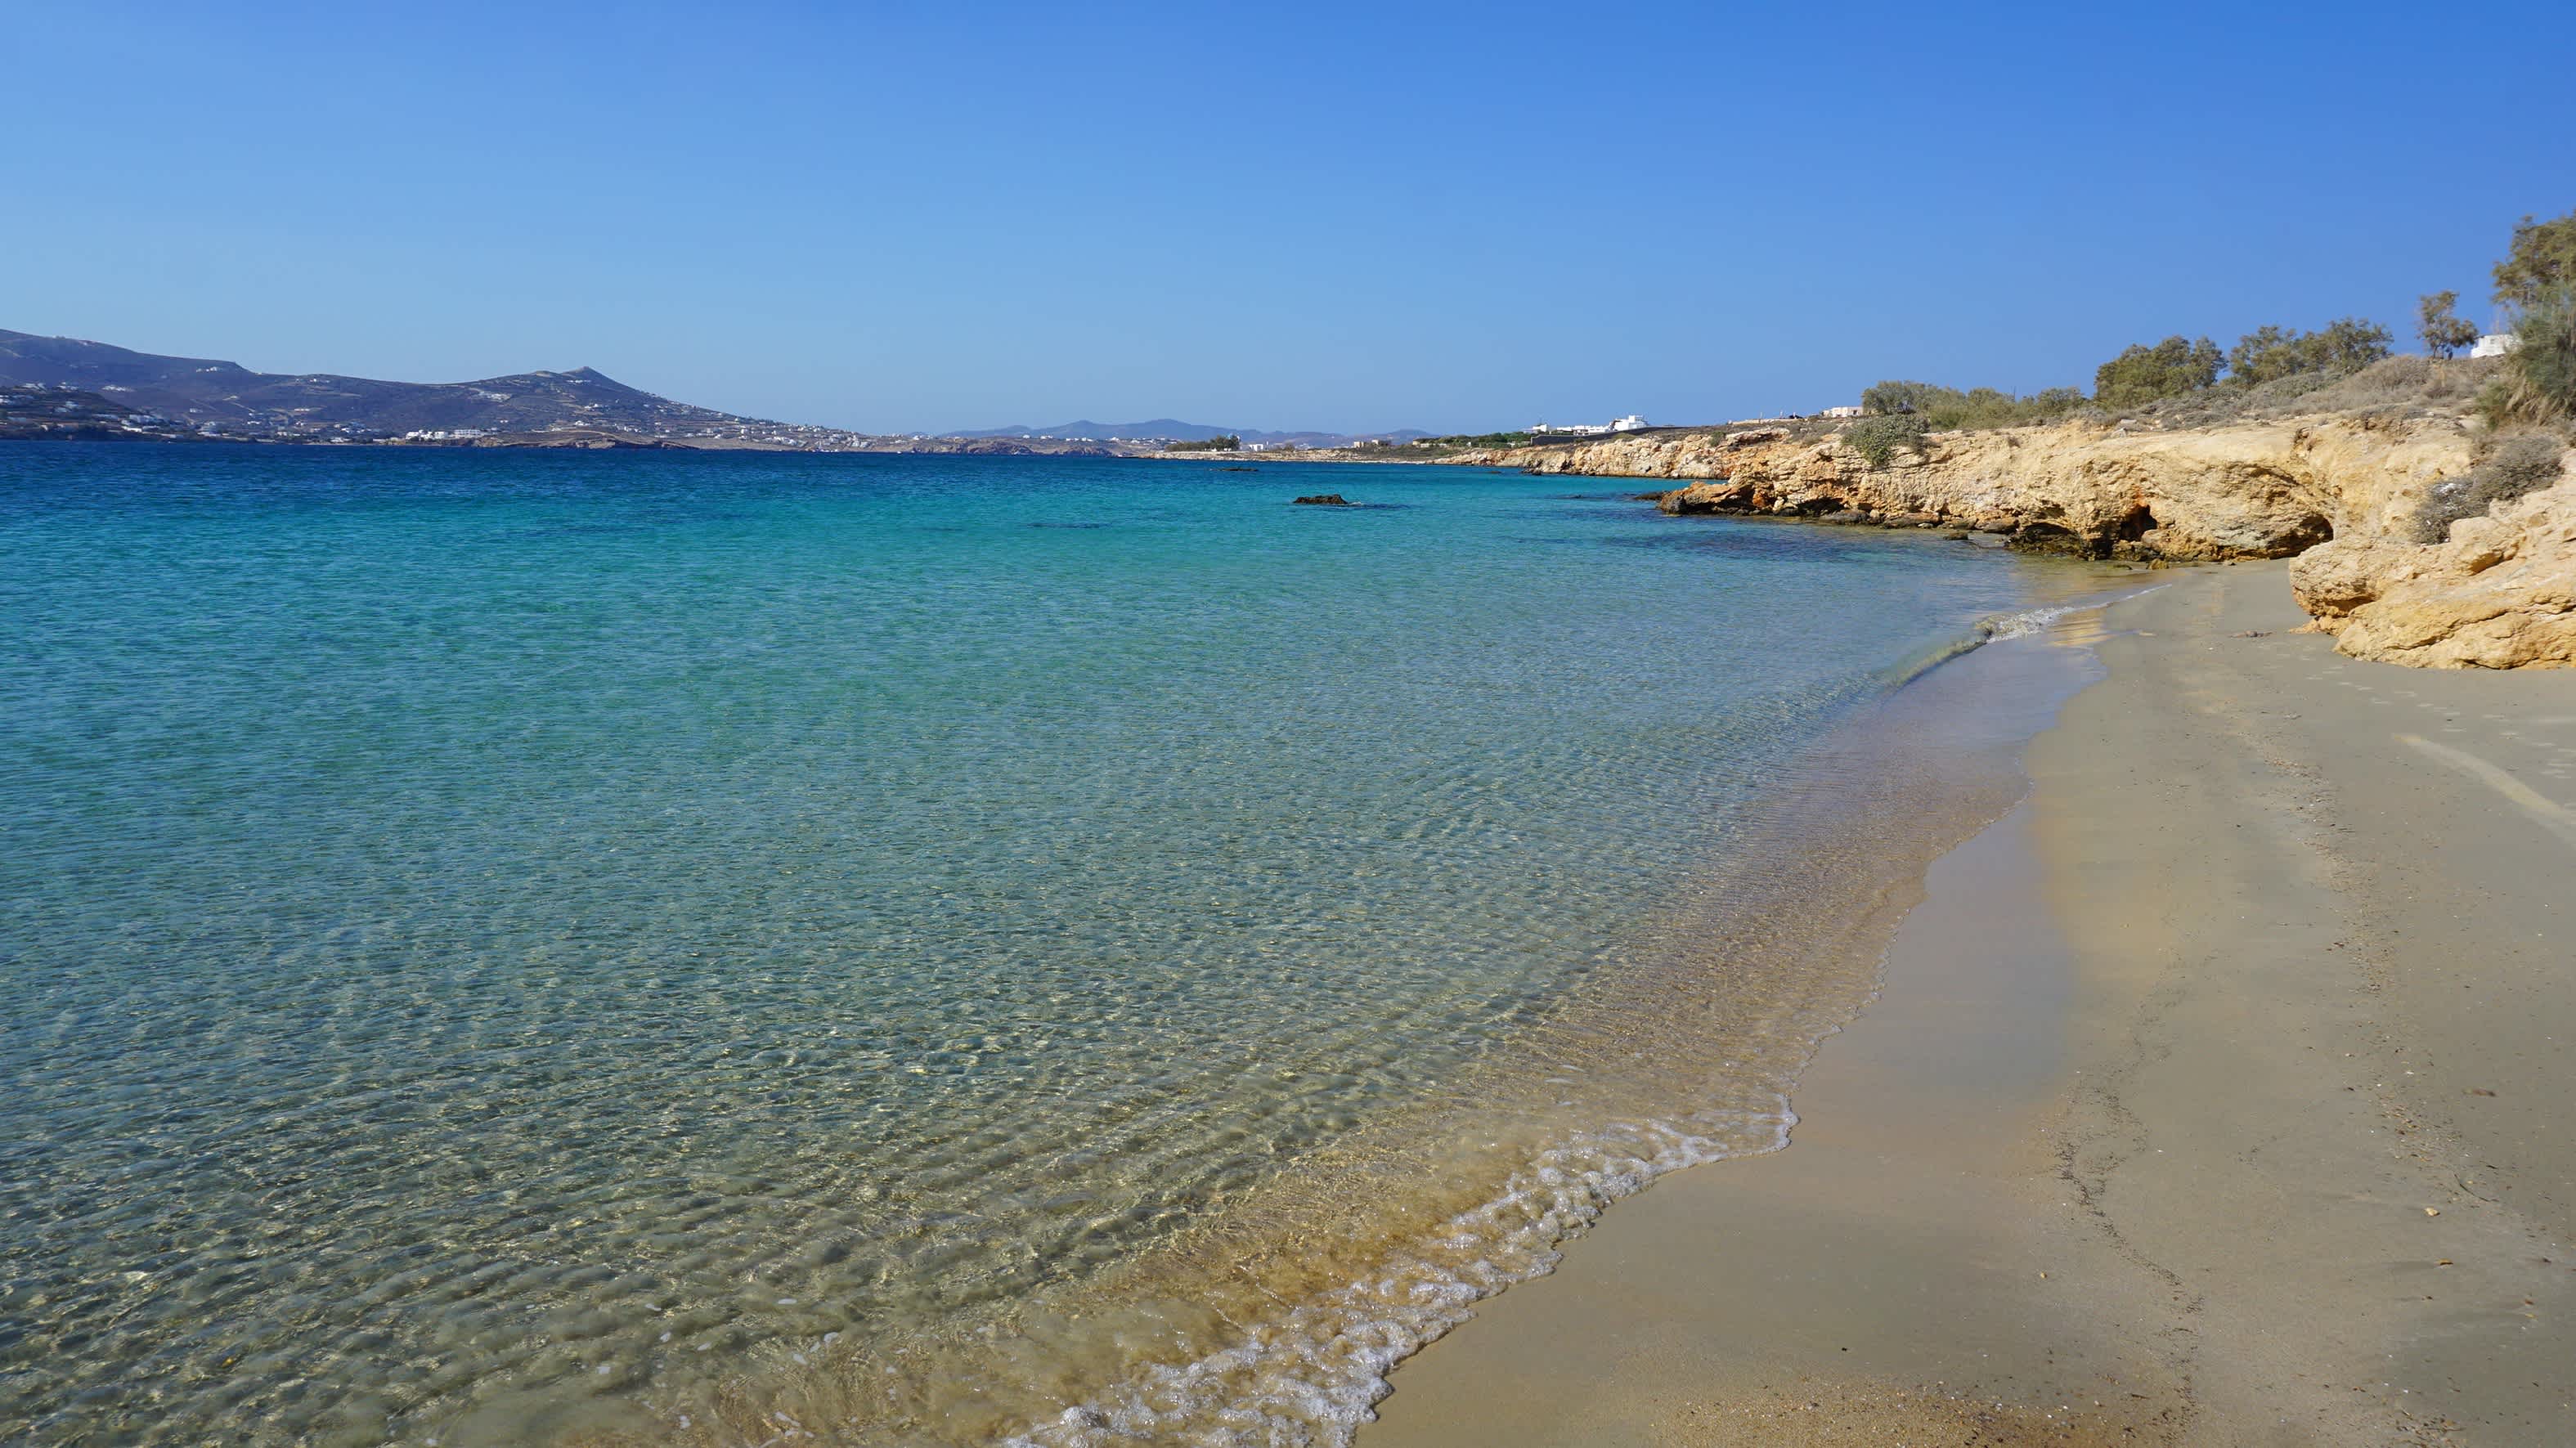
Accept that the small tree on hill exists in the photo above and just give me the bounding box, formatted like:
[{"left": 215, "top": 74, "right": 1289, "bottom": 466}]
[
  {"left": 2494, "top": 211, "right": 2576, "bottom": 312},
  {"left": 1860, "top": 380, "right": 1960, "bottom": 416},
  {"left": 2511, "top": 289, "right": 2576, "bottom": 418},
  {"left": 2483, "top": 287, "right": 2576, "bottom": 425},
  {"left": 2418, "top": 291, "right": 2481, "bottom": 358},
  {"left": 2315, "top": 316, "right": 2397, "bottom": 373},
  {"left": 2224, "top": 318, "right": 2392, "bottom": 386},
  {"left": 2094, "top": 336, "right": 2221, "bottom": 409}
]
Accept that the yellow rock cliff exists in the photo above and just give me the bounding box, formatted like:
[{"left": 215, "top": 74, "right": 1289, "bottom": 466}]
[{"left": 1451, "top": 416, "right": 2574, "bottom": 668}]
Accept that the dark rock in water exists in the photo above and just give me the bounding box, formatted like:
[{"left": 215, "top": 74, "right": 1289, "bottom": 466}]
[
  {"left": 1293, "top": 494, "right": 1353, "bottom": 506},
  {"left": 1657, "top": 479, "right": 1757, "bottom": 515},
  {"left": 1819, "top": 509, "right": 1871, "bottom": 526},
  {"left": 2007, "top": 520, "right": 2091, "bottom": 556},
  {"left": 1219, "top": 465, "right": 1259, "bottom": 473},
  {"left": 1883, "top": 512, "right": 1941, "bottom": 528}
]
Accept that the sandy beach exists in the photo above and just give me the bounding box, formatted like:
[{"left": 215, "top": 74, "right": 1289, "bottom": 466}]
[{"left": 1362, "top": 563, "right": 2576, "bottom": 1446}]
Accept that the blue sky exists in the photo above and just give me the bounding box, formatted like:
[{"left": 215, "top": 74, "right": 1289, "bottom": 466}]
[{"left": 6, "top": 2, "right": 2571, "bottom": 434}]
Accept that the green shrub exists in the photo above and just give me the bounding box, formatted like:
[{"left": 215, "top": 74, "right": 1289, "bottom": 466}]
[
  {"left": 2094, "top": 336, "right": 2222, "bottom": 408},
  {"left": 2484, "top": 289, "right": 2576, "bottom": 425},
  {"left": 2225, "top": 317, "right": 2393, "bottom": 386},
  {"left": 1842, "top": 414, "right": 1930, "bottom": 468},
  {"left": 2494, "top": 212, "right": 2576, "bottom": 311},
  {"left": 1860, "top": 380, "right": 1959, "bottom": 416},
  {"left": 2408, "top": 433, "right": 2566, "bottom": 543},
  {"left": 1860, "top": 380, "right": 2088, "bottom": 431},
  {"left": 2419, "top": 291, "right": 2480, "bottom": 358}
]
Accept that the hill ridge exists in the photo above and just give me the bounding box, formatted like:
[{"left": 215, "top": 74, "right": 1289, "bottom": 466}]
[{"left": 0, "top": 329, "right": 767, "bottom": 441}]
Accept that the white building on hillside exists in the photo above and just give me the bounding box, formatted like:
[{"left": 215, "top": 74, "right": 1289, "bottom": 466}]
[
  {"left": 2471, "top": 333, "right": 2521, "bottom": 359},
  {"left": 1532, "top": 415, "right": 1649, "bottom": 437},
  {"left": 1820, "top": 405, "right": 1864, "bottom": 419}
]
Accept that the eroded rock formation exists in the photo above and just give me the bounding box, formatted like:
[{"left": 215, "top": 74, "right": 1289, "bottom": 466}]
[
  {"left": 1457, "top": 418, "right": 2476, "bottom": 560},
  {"left": 2289, "top": 447, "right": 2576, "bottom": 668},
  {"left": 1450, "top": 418, "right": 2576, "bottom": 668}
]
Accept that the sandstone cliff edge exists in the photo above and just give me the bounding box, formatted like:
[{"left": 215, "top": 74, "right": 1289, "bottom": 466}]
[{"left": 1448, "top": 392, "right": 2574, "bottom": 669}]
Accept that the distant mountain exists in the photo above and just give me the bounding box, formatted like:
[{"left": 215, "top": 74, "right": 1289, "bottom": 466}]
[
  {"left": 0, "top": 329, "right": 1433, "bottom": 454},
  {"left": 953, "top": 419, "right": 1432, "bottom": 448},
  {"left": 0, "top": 329, "right": 783, "bottom": 441}
]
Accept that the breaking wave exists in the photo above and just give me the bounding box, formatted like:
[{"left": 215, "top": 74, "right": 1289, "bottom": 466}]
[{"left": 1008, "top": 1105, "right": 1795, "bottom": 1447}]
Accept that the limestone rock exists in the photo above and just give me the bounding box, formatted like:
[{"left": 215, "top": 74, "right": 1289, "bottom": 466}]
[
  {"left": 2291, "top": 465, "right": 2576, "bottom": 668},
  {"left": 1454, "top": 415, "right": 2576, "bottom": 668}
]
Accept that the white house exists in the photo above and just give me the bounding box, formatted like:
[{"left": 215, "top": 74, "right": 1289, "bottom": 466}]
[
  {"left": 1820, "top": 404, "right": 1864, "bottom": 419},
  {"left": 1532, "top": 415, "right": 1646, "bottom": 437},
  {"left": 2471, "top": 334, "right": 2521, "bottom": 359}
]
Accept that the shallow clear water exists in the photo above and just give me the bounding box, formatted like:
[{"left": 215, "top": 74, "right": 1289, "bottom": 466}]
[{"left": 1, "top": 446, "right": 2088, "bottom": 1445}]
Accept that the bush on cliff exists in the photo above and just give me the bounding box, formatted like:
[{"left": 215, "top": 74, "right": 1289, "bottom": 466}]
[
  {"left": 2477, "top": 288, "right": 2576, "bottom": 428},
  {"left": 1842, "top": 415, "right": 1930, "bottom": 468},
  {"left": 1859, "top": 380, "right": 1946, "bottom": 416},
  {"left": 2094, "top": 336, "right": 2223, "bottom": 409},
  {"left": 2118, "top": 355, "right": 2494, "bottom": 429},
  {"left": 1860, "top": 381, "right": 2085, "bottom": 429},
  {"left": 2408, "top": 433, "right": 2567, "bottom": 544},
  {"left": 2225, "top": 318, "right": 2394, "bottom": 387},
  {"left": 1424, "top": 431, "right": 1535, "bottom": 449},
  {"left": 2494, "top": 212, "right": 2576, "bottom": 311},
  {"left": 2419, "top": 291, "right": 2481, "bottom": 359}
]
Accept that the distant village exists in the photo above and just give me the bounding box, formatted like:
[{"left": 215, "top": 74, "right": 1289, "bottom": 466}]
[
  {"left": 3, "top": 382, "right": 1883, "bottom": 453},
  {"left": 1521, "top": 403, "right": 1862, "bottom": 438},
  {"left": 4, "top": 366, "right": 1877, "bottom": 455}
]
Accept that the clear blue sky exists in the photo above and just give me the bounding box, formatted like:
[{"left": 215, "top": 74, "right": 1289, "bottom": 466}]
[{"left": 7, "top": 2, "right": 2571, "bottom": 434}]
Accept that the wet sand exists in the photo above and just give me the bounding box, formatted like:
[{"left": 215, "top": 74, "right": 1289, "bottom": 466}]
[{"left": 1361, "top": 563, "right": 2576, "bottom": 1446}]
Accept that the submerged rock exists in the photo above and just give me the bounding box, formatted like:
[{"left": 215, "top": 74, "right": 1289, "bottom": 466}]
[{"left": 1291, "top": 494, "right": 1353, "bottom": 506}]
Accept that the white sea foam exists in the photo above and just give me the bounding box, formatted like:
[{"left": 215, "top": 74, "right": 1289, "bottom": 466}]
[
  {"left": 1005, "top": 1102, "right": 1795, "bottom": 1447},
  {"left": 1976, "top": 603, "right": 2082, "bottom": 642},
  {"left": 1980, "top": 581, "right": 2170, "bottom": 644}
]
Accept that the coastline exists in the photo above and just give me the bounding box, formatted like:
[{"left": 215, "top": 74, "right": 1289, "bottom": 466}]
[
  {"left": 1360, "top": 563, "right": 2576, "bottom": 1446},
  {"left": 617, "top": 553, "right": 2130, "bottom": 1447}
]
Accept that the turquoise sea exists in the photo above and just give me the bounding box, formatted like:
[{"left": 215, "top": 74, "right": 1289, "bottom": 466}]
[{"left": 0, "top": 446, "right": 2103, "bottom": 1445}]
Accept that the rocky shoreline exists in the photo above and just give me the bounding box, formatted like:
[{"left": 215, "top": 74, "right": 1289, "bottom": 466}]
[{"left": 1447, "top": 407, "right": 2575, "bottom": 668}]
